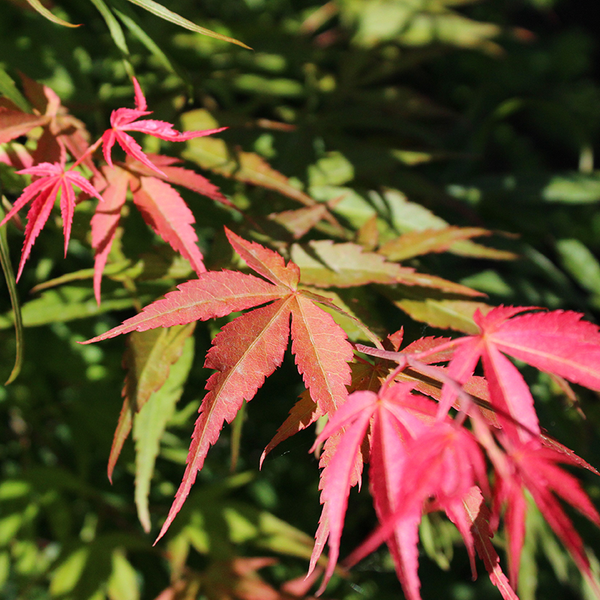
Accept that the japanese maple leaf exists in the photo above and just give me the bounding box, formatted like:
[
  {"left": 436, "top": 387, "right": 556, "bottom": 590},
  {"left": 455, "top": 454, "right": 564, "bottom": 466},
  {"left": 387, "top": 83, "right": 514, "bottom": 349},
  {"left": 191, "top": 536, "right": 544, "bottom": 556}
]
[
  {"left": 438, "top": 306, "right": 600, "bottom": 447},
  {"left": 343, "top": 420, "right": 493, "bottom": 600},
  {"left": 308, "top": 382, "right": 439, "bottom": 596},
  {"left": 492, "top": 442, "right": 600, "bottom": 591},
  {"left": 82, "top": 228, "right": 353, "bottom": 540},
  {"left": 101, "top": 78, "right": 226, "bottom": 176},
  {"left": 311, "top": 379, "right": 518, "bottom": 600},
  {"left": 0, "top": 161, "right": 102, "bottom": 280},
  {"left": 91, "top": 155, "right": 232, "bottom": 303}
]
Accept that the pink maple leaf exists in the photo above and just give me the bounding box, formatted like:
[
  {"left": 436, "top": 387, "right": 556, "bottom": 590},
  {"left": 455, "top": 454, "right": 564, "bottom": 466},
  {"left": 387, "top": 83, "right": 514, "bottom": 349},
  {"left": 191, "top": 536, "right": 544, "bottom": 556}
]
[
  {"left": 309, "top": 383, "right": 439, "bottom": 598},
  {"left": 342, "top": 416, "right": 492, "bottom": 600},
  {"left": 0, "top": 161, "right": 102, "bottom": 280},
  {"left": 101, "top": 78, "right": 227, "bottom": 176},
  {"left": 437, "top": 306, "right": 600, "bottom": 447},
  {"left": 493, "top": 442, "right": 600, "bottom": 591}
]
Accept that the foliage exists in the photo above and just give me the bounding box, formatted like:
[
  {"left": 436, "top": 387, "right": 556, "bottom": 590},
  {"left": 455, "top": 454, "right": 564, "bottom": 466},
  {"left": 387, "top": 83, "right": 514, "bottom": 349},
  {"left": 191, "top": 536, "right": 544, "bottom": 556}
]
[{"left": 2, "top": 1, "right": 600, "bottom": 600}]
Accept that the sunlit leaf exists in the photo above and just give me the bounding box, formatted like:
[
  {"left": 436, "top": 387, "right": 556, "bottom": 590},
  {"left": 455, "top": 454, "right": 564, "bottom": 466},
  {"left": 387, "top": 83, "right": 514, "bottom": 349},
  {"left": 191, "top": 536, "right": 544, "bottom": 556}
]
[
  {"left": 107, "top": 549, "right": 140, "bottom": 600},
  {"left": 291, "top": 240, "right": 482, "bottom": 296},
  {"left": 124, "top": 0, "right": 251, "bottom": 49},
  {"left": 543, "top": 173, "right": 600, "bottom": 204},
  {"left": 379, "top": 227, "right": 493, "bottom": 262},
  {"left": 391, "top": 297, "right": 492, "bottom": 334},
  {"left": 24, "top": 0, "right": 80, "bottom": 27},
  {"left": 133, "top": 329, "right": 194, "bottom": 531},
  {"left": 556, "top": 239, "right": 600, "bottom": 296},
  {"left": 382, "top": 189, "right": 515, "bottom": 260}
]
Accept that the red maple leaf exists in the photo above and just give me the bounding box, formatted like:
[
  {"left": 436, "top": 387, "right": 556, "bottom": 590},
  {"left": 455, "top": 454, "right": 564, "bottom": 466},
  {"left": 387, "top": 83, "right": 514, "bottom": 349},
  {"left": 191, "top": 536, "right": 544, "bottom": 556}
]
[
  {"left": 436, "top": 306, "right": 600, "bottom": 447},
  {"left": 341, "top": 418, "right": 495, "bottom": 600},
  {"left": 492, "top": 442, "right": 600, "bottom": 591},
  {"left": 308, "top": 383, "right": 440, "bottom": 597},
  {"left": 354, "top": 308, "right": 600, "bottom": 597},
  {"left": 101, "top": 78, "right": 227, "bottom": 176},
  {"left": 82, "top": 228, "right": 354, "bottom": 540},
  {"left": 314, "top": 382, "right": 517, "bottom": 600},
  {"left": 0, "top": 161, "right": 102, "bottom": 280}
]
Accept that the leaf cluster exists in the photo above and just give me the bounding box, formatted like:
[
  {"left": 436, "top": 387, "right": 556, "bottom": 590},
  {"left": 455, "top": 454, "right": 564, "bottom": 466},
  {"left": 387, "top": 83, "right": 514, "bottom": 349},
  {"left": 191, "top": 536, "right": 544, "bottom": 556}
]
[{"left": 2, "top": 1, "right": 600, "bottom": 600}]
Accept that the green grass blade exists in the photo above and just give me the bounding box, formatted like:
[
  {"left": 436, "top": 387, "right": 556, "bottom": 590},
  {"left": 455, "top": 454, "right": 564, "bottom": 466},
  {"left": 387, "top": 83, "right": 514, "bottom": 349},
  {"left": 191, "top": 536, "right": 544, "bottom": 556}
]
[
  {"left": 0, "top": 68, "right": 31, "bottom": 112},
  {"left": 89, "top": 0, "right": 130, "bottom": 56},
  {"left": 123, "top": 0, "right": 251, "bottom": 49},
  {"left": 24, "top": 0, "right": 80, "bottom": 27},
  {"left": 112, "top": 1, "right": 192, "bottom": 88},
  {"left": 0, "top": 198, "right": 24, "bottom": 385},
  {"left": 89, "top": 0, "right": 134, "bottom": 76},
  {"left": 132, "top": 326, "right": 195, "bottom": 531}
]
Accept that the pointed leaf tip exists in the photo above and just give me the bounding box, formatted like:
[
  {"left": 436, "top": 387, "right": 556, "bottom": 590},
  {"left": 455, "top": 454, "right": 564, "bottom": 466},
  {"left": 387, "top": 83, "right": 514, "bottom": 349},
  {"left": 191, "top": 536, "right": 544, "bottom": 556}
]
[
  {"left": 225, "top": 227, "right": 300, "bottom": 289},
  {"left": 131, "top": 77, "right": 147, "bottom": 111}
]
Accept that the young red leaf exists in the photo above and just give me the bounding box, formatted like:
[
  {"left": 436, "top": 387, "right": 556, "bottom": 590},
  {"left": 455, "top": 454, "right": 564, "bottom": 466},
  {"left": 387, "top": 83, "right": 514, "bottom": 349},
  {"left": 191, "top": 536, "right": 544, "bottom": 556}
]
[
  {"left": 402, "top": 423, "right": 489, "bottom": 509},
  {"left": 494, "top": 442, "right": 600, "bottom": 591},
  {"left": 366, "top": 390, "right": 424, "bottom": 600},
  {"left": 132, "top": 176, "right": 206, "bottom": 276},
  {"left": 461, "top": 487, "right": 519, "bottom": 600},
  {"left": 475, "top": 308, "right": 600, "bottom": 391},
  {"left": 102, "top": 78, "right": 226, "bottom": 176},
  {"left": 345, "top": 419, "right": 489, "bottom": 600},
  {"left": 354, "top": 340, "right": 501, "bottom": 428},
  {"left": 480, "top": 343, "right": 541, "bottom": 444},
  {"left": 311, "top": 383, "right": 439, "bottom": 595},
  {"left": 309, "top": 395, "right": 374, "bottom": 589},
  {"left": 1, "top": 161, "right": 102, "bottom": 280},
  {"left": 437, "top": 307, "right": 600, "bottom": 447}
]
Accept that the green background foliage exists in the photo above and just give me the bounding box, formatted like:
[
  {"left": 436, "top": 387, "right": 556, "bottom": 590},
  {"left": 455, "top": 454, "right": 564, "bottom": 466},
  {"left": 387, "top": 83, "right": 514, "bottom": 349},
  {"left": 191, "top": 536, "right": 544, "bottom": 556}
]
[{"left": 1, "top": 0, "right": 600, "bottom": 598}]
